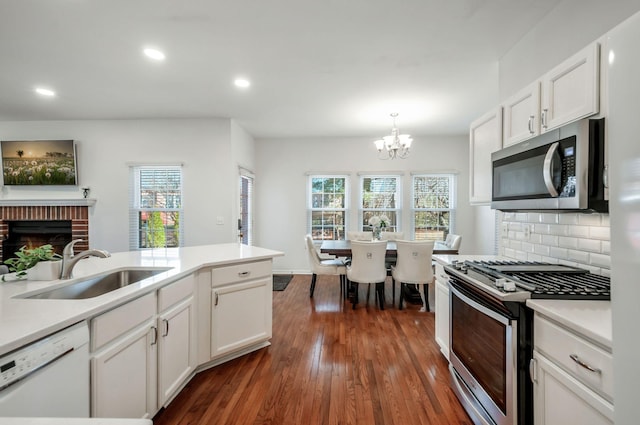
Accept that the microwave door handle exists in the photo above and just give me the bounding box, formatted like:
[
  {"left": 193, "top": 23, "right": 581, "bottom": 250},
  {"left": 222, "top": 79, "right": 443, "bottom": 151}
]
[{"left": 543, "top": 142, "right": 560, "bottom": 197}]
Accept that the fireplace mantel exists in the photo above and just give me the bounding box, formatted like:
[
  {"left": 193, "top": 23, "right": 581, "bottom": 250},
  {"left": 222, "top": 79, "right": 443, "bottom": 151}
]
[{"left": 0, "top": 198, "right": 96, "bottom": 207}]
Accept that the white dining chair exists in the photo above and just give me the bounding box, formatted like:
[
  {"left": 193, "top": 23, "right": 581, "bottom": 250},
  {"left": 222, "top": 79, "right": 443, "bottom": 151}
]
[
  {"left": 347, "top": 231, "right": 373, "bottom": 241},
  {"left": 346, "top": 240, "right": 388, "bottom": 309},
  {"left": 446, "top": 234, "right": 462, "bottom": 251},
  {"left": 380, "top": 231, "right": 404, "bottom": 241},
  {"left": 392, "top": 240, "right": 434, "bottom": 311},
  {"left": 305, "top": 235, "right": 347, "bottom": 298}
]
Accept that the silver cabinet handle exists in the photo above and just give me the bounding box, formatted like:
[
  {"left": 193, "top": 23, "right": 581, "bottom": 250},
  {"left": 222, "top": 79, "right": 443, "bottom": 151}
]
[
  {"left": 150, "top": 326, "right": 158, "bottom": 345},
  {"left": 529, "top": 358, "right": 538, "bottom": 383},
  {"left": 570, "top": 354, "right": 601, "bottom": 374},
  {"left": 541, "top": 109, "right": 548, "bottom": 129},
  {"left": 603, "top": 165, "right": 609, "bottom": 189},
  {"left": 543, "top": 142, "right": 560, "bottom": 197},
  {"left": 214, "top": 292, "right": 219, "bottom": 306},
  {"left": 238, "top": 271, "right": 251, "bottom": 277},
  {"left": 162, "top": 319, "right": 169, "bottom": 337},
  {"left": 528, "top": 115, "right": 535, "bottom": 134}
]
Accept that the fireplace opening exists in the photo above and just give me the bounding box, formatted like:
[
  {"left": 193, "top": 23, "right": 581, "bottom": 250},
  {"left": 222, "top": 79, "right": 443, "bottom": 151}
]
[{"left": 2, "top": 221, "right": 72, "bottom": 262}]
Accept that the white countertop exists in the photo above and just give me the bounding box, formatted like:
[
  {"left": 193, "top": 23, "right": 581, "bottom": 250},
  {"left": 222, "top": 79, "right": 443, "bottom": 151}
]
[
  {"left": 432, "top": 254, "right": 612, "bottom": 350},
  {"left": 0, "top": 244, "right": 283, "bottom": 355}
]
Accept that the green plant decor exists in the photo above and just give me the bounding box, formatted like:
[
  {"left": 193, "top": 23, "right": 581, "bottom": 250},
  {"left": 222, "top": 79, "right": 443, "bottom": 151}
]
[{"left": 2, "top": 244, "right": 62, "bottom": 281}]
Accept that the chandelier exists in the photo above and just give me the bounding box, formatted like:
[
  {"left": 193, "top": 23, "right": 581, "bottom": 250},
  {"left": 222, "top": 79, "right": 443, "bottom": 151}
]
[{"left": 374, "top": 113, "right": 412, "bottom": 160}]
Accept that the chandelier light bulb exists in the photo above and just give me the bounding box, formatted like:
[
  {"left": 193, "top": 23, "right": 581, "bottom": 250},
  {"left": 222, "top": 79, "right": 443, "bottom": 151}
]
[{"left": 374, "top": 113, "right": 412, "bottom": 160}]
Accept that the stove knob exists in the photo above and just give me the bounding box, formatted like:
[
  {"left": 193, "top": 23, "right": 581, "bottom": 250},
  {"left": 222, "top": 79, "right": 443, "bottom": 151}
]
[{"left": 503, "top": 280, "right": 516, "bottom": 292}]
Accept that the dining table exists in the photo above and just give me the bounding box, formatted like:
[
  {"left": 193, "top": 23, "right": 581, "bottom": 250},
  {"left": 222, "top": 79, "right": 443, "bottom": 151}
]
[{"left": 319, "top": 239, "right": 458, "bottom": 257}]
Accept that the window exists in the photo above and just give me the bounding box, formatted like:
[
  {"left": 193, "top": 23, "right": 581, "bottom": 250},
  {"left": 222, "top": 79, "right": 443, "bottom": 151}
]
[
  {"left": 412, "top": 174, "right": 456, "bottom": 241},
  {"left": 130, "top": 165, "right": 183, "bottom": 249},
  {"left": 239, "top": 169, "right": 254, "bottom": 245},
  {"left": 308, "top": 176, "right": 347, "bottom": 240},
  {"left": 360, "top": 175, "right": 400, "bottom": 231}
]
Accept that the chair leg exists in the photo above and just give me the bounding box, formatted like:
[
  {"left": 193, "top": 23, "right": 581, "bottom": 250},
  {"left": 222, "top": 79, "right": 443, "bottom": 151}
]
[
  {"left": 398, "top": 282, "right": 404, "bottom": 310},
  {"left": 420, "top": 283, "right": 430, "bottom": 312},
  {"left": 392, "top": 277, "right": 395, "bottom": 304},
  {"left": 366, "top": 283, "right": 371, "bottom": 306},
  {"left": 376, "top": 282, "right": 385, "bottom": 310},
  {"left": 310, "top": 273, "right": 317, "bottom": 298},
  {"left": 351, "top": 282, "right": 359, "bottom": 309}
]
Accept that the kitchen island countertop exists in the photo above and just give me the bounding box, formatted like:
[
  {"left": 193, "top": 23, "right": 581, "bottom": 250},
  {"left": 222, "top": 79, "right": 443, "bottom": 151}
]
[{"left": 0, "top": 243, "right": 283, "bottom": 356}]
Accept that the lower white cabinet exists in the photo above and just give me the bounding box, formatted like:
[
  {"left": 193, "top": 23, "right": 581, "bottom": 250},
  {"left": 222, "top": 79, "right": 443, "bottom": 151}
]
[
  {"left": 210, "top": 260, "right": 273, "bottom": 360},
  {"left": 434, "top": 263, "right": 450, "bottom": 360},
  {"left": 531, "top": 313, "right": 614, "bottom": 425},
  {"left": 90, "top": 275, "right": 195, "bottom": 418}
]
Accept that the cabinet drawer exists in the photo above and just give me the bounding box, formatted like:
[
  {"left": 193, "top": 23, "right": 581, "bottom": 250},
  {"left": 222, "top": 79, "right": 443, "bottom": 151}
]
[
  {"left": 534, "top": 314, "right": 613, "bottom": 401},
  {"left": 211, "top": 260, "right": 271, "bottom": 287},
  {"left": 158, "top": 275, "right": 194, "bottom": 312},
  {"left": 91, "top": 292, "right": 156, "bottom": 352}
]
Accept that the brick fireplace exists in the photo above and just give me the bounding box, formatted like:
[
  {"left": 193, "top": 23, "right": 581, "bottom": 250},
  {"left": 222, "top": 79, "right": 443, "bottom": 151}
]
[{"left": 0, "top": 204, "right": 90, "bottom": 260}]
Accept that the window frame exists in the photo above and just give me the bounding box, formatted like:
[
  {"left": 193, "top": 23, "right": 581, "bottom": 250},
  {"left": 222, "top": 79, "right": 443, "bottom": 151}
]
[
  {"left": 307, "top": 175, "right": 349, "bottom": 241},
  {"left": 411, "top": 173, "right": 456, "bottom": 241},
  {"left": 129, "top": 164, "right": 184, "bottom": 250},
  {"left": 359, "top": 174, "right": 402, "bottom": 232}
]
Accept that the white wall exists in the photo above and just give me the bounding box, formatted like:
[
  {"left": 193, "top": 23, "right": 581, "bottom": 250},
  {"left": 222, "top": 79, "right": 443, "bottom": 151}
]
[
  {"left": 254, "top": 134, "right": 475, "bottom": 273},
  {"left": 0, "top": 118, "right": 252, "bottom": 252}
]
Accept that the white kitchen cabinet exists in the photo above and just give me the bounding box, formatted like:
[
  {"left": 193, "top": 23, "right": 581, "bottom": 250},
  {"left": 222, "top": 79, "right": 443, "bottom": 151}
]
[
  {"left": 91, "top": 293, "right": 157, "bottom": 418},
  {"left": 531, "top": 313, "right": 614, "bottom": 425},
  {"left": 502, "top": 42, "right": 600, "bottom": 147},
  {"left": 469, "top": 107, "right": 502, "bottom": 204},
  {"left": 434, "top": 262, "right": 450, "bottom": 360},
  {"left": 541, "top": 43, "right": 600, "bottom": 133},
  {"left": 502, "top": 81, "right": 541, "bottom": 147},
  {"left": 210, "top": 260, "right": 273, "bottom": 360},
  {"left": 157, "top": 276, "right": 196, "bottom": 407}
]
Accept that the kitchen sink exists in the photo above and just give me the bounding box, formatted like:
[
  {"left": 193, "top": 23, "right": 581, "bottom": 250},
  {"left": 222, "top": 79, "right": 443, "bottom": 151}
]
[{"left": 22, "top": 267, "right": 173, "bottom": 300}]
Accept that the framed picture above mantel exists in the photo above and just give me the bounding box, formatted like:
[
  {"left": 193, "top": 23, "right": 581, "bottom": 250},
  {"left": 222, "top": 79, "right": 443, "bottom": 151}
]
[{"left": 1, "top": 139, "right": 78, "bottom": 186}]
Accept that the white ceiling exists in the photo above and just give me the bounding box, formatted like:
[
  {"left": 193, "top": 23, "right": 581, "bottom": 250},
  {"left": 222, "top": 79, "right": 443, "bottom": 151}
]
[{"left": 0, "top": 0, "right": 563, "bottom": 139}]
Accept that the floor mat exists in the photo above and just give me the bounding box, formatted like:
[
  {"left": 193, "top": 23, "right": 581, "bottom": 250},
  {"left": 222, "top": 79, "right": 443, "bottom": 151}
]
[{"left": 273, "top": 274, "right": 293, "bottom": 291}]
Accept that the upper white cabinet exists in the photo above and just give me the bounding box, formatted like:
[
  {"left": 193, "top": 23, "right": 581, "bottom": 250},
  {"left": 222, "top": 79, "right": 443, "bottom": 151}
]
[
  {"left": 503, "top": 81, "right": 541, "bottom": 147},
  {"left": 502, "top": 42, "right": 600, "bottom": 147},
  {"left": 469, "top": 107, "right": 502, "bottom": 204},
  {"left": 541, "top": 43, "right": 600, "bottom": 132}
]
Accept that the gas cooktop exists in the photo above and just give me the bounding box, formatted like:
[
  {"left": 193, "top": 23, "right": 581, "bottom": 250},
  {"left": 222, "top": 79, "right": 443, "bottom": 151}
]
[{"left": 446, "top": 260, "right": 611, "bottom": 301}]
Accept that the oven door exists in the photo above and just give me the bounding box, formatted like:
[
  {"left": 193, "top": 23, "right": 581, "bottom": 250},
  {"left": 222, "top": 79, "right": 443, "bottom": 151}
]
[{"left": 449, "top": 282, "right": 518, "bottom": 425}]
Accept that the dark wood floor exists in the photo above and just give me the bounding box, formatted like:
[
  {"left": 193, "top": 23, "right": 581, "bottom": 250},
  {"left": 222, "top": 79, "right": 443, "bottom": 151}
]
[{"left": 153, "top": 275, "right": 472, "bottom": 425}]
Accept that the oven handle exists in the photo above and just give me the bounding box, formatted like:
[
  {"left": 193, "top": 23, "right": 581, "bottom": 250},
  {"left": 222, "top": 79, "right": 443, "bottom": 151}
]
[
  {"left": 450, "top": 284, "right": 511, "bottom": 326},
  {"left": 543, "top": 142, "right": 560, "bottom": 197}
]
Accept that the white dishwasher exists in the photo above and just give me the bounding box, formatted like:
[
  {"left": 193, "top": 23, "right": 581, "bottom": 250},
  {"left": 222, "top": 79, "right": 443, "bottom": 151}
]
[{"left": 0, "top": 321, "right": 89, "bottom": 418}]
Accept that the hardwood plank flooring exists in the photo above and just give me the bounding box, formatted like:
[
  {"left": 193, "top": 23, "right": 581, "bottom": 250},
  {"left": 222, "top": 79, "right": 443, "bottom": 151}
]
[{"left": 153, "top": 275, "right": 472, "bottom": 425}]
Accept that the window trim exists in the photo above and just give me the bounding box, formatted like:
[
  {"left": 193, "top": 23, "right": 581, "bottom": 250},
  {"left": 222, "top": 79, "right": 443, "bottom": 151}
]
[{"left": 307, "top": 174, "right": 349, "bottom": 241}]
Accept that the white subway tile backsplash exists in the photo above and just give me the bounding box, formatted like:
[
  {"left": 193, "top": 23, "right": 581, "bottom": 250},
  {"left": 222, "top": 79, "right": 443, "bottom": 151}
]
[
  {"left": 590, "top": 253, "right": 611, "bottom": 268},
  {"left": 567, "top": 249, "right": 589, "bottom": 263},
  {"left": 500, "top": 211, "right": 610, "bottom": 271},
  {"left": 578, "top": 213, "right": 602, "bottom": 226},
  {"left": 589, "top": 226, "right": 610, "bottom": 241},
  {"left": 559, "top": 237, "right": 578, "bottom": 249},
  {"left": 541, "top": 235, "right": 558, "bottom": 246},
  {"left": 577, "top": 238, "right": 602, "bottom": 253},
  {"left": 568, "top": 225, "right": 590, "bottom": 238}
]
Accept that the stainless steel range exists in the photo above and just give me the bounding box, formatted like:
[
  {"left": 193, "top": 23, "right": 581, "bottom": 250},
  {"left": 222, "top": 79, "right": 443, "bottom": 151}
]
[{"left": 444, "top": 260, "right": 610, "bottom": 425}]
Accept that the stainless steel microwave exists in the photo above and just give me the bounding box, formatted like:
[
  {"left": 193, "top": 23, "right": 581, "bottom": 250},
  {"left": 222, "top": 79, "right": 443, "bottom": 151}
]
[{"left": 491, "top": 118, "right": 607, "bottom": 212}]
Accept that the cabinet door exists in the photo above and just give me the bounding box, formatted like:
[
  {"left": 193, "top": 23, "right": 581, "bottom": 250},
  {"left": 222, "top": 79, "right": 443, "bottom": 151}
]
[
  {"left": 434, "top": 276, "right": 450, "bottom": 360},
  {"left": 211, "top": 278, "right": 272, "bottom": 358},
  {"left": 541, "top": 43, "right": 599, "bottom": 132},
  {"left": 91, "top": 321, "right": 158, "bottom": 418},
  {"left": 532, "top": 351, "right": 613, "bottom": 425},
  {"left": 469, "top": 108, "right": 502, "bottom": 204},
  {"left": 503, "top": 81, "right": 541, "bottom": 146},
  {"left": 158, "top": 296, "right": 196, "bottom": 406}
]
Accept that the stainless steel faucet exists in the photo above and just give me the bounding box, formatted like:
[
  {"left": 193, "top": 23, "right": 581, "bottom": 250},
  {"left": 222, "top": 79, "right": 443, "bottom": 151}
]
[{"left": 60, "top": 239, "right": 111, "bottom": 279}]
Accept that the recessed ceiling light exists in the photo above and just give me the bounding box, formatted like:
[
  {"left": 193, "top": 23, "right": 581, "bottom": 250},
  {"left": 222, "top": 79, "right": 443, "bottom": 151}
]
[
  {"left": 35, "top": 87, "right": 55, "bottom": 97},
  {"left": 143, "top": 48, "right": 166, "bottom": 61},
  {"left": 234, "top": 78, "right": 251, "bottom": 88}
]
